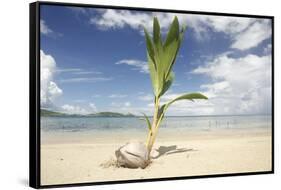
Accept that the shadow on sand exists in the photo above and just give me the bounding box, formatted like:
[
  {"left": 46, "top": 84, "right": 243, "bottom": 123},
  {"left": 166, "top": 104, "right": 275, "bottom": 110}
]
[{"left": 153, "top": 145, "right": 197, "bottom": 159}]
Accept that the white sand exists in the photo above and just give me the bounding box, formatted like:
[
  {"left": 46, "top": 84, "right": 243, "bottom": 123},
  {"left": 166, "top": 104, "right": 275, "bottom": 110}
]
[{"left": 41, "top": 129, "right": 272, "bottom": 185}]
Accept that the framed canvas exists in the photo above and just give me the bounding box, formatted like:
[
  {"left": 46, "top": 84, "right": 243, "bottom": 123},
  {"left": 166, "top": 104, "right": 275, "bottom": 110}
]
[{"left": 29, "top": 1, "right": 274, "bottom": 188}]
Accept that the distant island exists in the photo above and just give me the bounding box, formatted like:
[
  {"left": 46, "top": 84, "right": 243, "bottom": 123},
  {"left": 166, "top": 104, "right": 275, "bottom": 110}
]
[{"left": 41, "top": 109, "right": 136, "bottom": 117}]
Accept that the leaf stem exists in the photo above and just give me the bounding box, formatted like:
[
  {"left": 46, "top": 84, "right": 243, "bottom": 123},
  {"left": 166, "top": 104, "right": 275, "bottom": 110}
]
[{"left": 146, "top": 97, "right": 160, "bottom": 152}]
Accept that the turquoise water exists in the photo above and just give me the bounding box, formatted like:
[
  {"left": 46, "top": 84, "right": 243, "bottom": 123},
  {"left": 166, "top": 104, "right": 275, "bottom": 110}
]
[{"left": 41, "top": 115, "right": 272, "bottom": 133}]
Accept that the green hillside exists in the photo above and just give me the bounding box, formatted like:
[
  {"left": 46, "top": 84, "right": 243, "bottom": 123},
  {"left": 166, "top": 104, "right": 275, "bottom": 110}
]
[{"left": 41, "top": 109, "right": 136, "bottom": 117}]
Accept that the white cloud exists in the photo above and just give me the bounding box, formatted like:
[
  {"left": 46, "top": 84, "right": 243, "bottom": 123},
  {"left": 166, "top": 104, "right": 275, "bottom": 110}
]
[
  {"left": 40, "top": 19, "right": 63, "bottom": 38},
  {"left": 56, "top": 68, "right": 82, "bottom": 73},
  {"left": 61, "top": 102, "right": 98, "bottom": 115},
  {"left": 200, "top": 81, "right": 231, "bottom": 99},
  {"left": 57, "top": 68, "right": 102, "bottom": 75},
  {"left": 141, "top": 91, "right": 213, "bottom": 116},
  {"left": 89, "top": 103, "right": 98, "bottom": 112},
  {"left": 115, "top": 59, "right": 148, "bottom": 73},
  {"left": 91, "top": 10, "right": 271, "bottom": 49},
  {"left": 40, "top": 50, "right": 62, "bottom": 107},
  {"left": 61, "top": 104, "right": 88, "bottom": 115},
  {"left": 205, "top": 16, "right": 254, "bottom": 34},
  {"left": 59, "top": 77, "right": 112, "bottom": 83},
  {"left": 192, "top": 53, "right": 272, "bottom": 115},
  {"left": 68, "top": 7, "right": 87, "bottom": 14},
  {"left": 40, "top": 20, "right": 53, "bottom": 35},
  {"left": 231, "top": 20, "right": 271, "bottom": 50},
  {"left": 146, "top": 94, "right": 213, "bottom": 116},
  {"left": 90, "top": 9, "right": 207, "bottom": 39},
  {"left": 138, "top": 94, "right": 154, "bottom": 101},
  {"left": 144, "top": 51, "right": 271, "bottom": 116},
  {"left": 111, "top": 101, "right": 131, "bottom": 107},
  {"left": 161, "top": 93, "right": 182, "bottom": 102},
  {"left": 159, "top": 100, "right": 215, "bottom": 116},
  {"left": 90, "top": 9, "right": 152, "bottom": 31},
  {"left": 124, "top": 102, "right": 131, "bottom": 107},
  {"left": 47, "top": 81, "right": 62, "bottom": 100},
  {"left": 58, "top": 68, "right": 110, "bottom": 83},
  {"left": 107, "top": 103, "right": 153, "bottom": 115},
  {"left": 73, "top": 71, "right": 102, "bottom": 75},
  {"left": 90, "top": 10, "right": 209, "bottom": 39},
  {"left": 108, "top": 94, "right": 128, "bottom": 98}
]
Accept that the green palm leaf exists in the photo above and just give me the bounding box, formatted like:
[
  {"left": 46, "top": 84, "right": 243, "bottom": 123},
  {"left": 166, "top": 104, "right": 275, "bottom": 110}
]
[
  {"left": 161, "top": 39, "right": 179, "bottom": 80},
  {"left": 144, "top": 27, "right": 157, "bottom": 70},
  {"left": 147, "top": 53, "right": 159, "bottom": 96},
  {"left": 153, "top": 17, "right": 163, "bottom": 55},
  {"left": 165, "top": 25, "right": 187, "bottom": 78},
  {"left": 141, "top": 113, "right": 152, "bottom": 131},
  {"left": 142, "top": 16, "right": 208, "bottom": 155},
  {"left": 159, "top": 71, "right": 174, "bottom": 97},
  {"left": 164, "top": 16, "right": 179, "bottom": 48},
  {"left": 163, "top": 93, "right": 208, "bottom": 111}
]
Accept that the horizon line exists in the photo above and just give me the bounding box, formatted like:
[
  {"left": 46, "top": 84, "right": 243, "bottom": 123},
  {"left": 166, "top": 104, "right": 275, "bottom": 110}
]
[{"left": 41, "top": 109, "right": 271, "bottom": 117}]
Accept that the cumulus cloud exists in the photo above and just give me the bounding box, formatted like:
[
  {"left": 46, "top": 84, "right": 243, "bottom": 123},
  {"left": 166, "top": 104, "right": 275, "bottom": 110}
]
[
  {"left": 231, "top": 20, "right": 272, "bottom": 50},
  {"left": 61, "top": 102, "right": 97, "bottom": 115},
  {"left": 90, "top": 9, "right": 152, "bottom": 31},
  {"left": 192, "top": 53, "right": 272, "bottom": 115},
  {"left": 90, "top": 9, "right": 207, "bottom": 38},
  {"left": 205, "top": 16, "right": 254, "bottom": 34},
  {"left": 90, "top": 9, "right": 271, "bottom": 50},
  {"left": 115, "top": 59, "right": 148, "bottom": 73},
  {"left": 40, "top": 50, "right": 62, "bottom": 108},
  {"left": 89, "top": 103, "right": 98, "bottom": 112},
  {"left": 143, "top": 52, "right": 271, "bottom": 116},
  {"left": 90, "top": 10, "right": 210, "bottom": 39},
  {"left": 61, "top": 104, "right": 88, "bottom": 115}
]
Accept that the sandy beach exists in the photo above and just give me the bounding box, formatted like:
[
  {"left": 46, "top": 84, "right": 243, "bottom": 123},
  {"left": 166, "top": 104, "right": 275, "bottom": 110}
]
[{"left": 41, "top": 128, "right": 272, "bottom": 185}]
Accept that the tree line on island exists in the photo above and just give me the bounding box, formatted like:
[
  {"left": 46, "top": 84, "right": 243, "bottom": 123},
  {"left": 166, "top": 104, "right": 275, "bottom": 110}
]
[{"left": 41, "top": 109, "right": 136, "bottom": 117}]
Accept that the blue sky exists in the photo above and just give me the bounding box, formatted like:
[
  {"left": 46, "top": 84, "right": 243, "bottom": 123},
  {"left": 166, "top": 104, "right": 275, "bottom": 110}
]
[{"left": 40, "top": 5, "right": 272, "bottom": 116}]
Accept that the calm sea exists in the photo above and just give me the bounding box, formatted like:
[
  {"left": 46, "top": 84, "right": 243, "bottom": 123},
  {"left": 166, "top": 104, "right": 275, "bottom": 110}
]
[{"left": 41, "top": 115, "right": 272, "bottom": 133}]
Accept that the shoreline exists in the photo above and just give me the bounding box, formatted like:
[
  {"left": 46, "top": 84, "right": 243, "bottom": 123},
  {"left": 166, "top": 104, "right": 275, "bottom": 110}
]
[{"left": 41, "top": 127, "right": 271, "bottom": 144}]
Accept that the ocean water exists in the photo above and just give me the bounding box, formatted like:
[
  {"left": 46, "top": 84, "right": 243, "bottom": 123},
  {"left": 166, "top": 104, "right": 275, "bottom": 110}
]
[{"left": 41, "top": 115, "right": 272, "bottom": 133}]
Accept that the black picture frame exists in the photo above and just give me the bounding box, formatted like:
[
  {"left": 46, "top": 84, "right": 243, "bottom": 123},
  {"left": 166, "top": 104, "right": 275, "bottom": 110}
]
[{"left": 29, "top": 1, "right": 274, "bottom": 189}]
